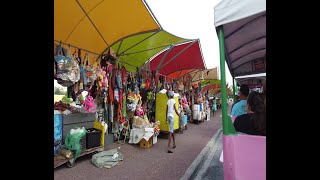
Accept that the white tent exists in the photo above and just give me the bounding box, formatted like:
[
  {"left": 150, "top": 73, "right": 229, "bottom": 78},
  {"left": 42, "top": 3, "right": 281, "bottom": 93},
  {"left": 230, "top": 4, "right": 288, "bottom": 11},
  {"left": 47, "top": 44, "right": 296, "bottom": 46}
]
[
  {"left": 214, "top": 0, "right": 266, "bottom": 27},
  {"left": 214, "top": 0, "right": 266, "bottom": 77}
]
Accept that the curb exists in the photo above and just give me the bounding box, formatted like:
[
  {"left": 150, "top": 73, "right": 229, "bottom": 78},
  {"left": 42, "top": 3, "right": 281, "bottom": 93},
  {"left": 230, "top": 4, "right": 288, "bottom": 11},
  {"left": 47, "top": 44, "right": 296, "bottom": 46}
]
[{"left": 180, "top": 128, "right": 222, "bottom": 180}]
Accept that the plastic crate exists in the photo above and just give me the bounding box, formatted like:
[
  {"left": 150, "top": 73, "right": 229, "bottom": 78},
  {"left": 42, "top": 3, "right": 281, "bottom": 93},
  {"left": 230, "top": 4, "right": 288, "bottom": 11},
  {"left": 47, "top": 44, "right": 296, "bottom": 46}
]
[
  {"left": 140, "top": 138, "right": 153, "bottom": 148},
  {"left": 86, "top": 128, "right": 101, "bottom": 149},
  {"left": 80, "top": 136, "right": 86, "bottom": 150}
]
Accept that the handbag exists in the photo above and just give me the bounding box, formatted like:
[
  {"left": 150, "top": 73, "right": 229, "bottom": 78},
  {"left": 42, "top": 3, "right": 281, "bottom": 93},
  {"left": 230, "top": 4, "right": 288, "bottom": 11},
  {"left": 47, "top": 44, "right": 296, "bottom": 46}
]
[
  {"left": 55, "top": 45, "right": 71, "bottom": 74},
  {"left": 56, "top": 46, "right": 80, "bottom": 86},
  {"left": 84, "top": 53, "right": 97, "bottom": 84}
]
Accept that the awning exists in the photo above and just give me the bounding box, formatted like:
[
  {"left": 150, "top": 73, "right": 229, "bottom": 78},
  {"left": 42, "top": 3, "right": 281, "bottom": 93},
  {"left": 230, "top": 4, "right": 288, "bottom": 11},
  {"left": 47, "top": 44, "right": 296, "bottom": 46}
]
[
  {"left": 108, "top": 30, "right": 190, "bottom": 72},
  {"left": 149, "top": 40, "right": 206, "bottom": 76},
  {"left": 54, "top": 0, "right": 160, "bottom": 56},
  {"left": 190, "top": 68, "right": 219, "bottom": 84},
  {"left": 200, "top": 79, "right": 221, "bottom": 87},
  {"left": 214, "top": 0, "right": 266, "bottom": 77},
  {"left": 236, "top": 76, "right": 265, "bottom": 88}
]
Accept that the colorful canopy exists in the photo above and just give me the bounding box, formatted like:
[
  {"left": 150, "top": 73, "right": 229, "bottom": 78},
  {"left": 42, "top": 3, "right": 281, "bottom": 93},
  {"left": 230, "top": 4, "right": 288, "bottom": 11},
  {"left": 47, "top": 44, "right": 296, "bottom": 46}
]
[
  {"left": 54, "top": 0, "right": 160, "bottom": 56},
  {"left": 189, "top": 68, "right": 219, "bottom": 84},
  {"left": 214, "top": 0, "right": 266, "bottom": 77},
  {"left": 109, "top": 30, "right": 190, "bottom": 72},
  {"left": 149, "top": 40, "right": 206, "bottom": 76}
]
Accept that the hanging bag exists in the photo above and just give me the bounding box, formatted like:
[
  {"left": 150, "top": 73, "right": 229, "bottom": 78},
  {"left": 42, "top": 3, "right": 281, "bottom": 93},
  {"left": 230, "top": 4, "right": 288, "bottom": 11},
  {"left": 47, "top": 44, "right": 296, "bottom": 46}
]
[
  {"left": 84, "top": 54, "right": 97, "bottom": 84},
  {"left": 55, "top": 44, "right": 71, "bottom": 74},
  {"left": 68, "top": 49, "right": 81, "bottom": 83}
]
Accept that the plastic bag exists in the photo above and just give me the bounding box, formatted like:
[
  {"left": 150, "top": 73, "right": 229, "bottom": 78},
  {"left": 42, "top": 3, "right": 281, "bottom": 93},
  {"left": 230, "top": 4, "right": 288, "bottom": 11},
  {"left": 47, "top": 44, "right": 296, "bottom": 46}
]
[{"left": 65, "top": 127, "right": 86, "bottom": 159}]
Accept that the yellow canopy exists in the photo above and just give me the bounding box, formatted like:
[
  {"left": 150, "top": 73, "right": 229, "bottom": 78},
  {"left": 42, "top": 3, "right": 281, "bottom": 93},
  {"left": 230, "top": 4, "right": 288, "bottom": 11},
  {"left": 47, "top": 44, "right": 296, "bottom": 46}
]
[{"left": 54, "top": 0, "right": 160, "bottom": 55}]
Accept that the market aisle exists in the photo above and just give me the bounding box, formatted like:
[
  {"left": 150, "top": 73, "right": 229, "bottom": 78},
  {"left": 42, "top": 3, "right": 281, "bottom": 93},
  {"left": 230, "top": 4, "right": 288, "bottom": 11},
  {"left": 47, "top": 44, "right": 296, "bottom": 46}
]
[{"left": 54, "top": 109, "right": 224, "bottom": 180}]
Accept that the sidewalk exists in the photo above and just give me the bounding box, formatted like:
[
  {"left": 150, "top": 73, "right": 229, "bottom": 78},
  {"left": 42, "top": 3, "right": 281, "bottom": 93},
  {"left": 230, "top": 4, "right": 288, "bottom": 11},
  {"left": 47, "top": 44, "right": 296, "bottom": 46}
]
[
  {"left": 180, "top": 105, "right": 231, "bottom": 180},
  {"left": 54, "top": 109, "right": 223, "bottom": 180}
]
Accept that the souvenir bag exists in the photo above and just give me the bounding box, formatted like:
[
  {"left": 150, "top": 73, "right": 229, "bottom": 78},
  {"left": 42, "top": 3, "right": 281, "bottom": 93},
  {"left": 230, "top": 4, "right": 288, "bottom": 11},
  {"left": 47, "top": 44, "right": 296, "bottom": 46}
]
[
  {"left": 55, "top": 44, "right": 71, "bottom": 75},
  {"left": 56, "top": 45, "right": 78, "bottom": 87},
  {"left": 84, "top": 54, "right": 97, "bottom": 84},
  {"left": 68, "top": 50, "right": 81, "bottom": 83}
]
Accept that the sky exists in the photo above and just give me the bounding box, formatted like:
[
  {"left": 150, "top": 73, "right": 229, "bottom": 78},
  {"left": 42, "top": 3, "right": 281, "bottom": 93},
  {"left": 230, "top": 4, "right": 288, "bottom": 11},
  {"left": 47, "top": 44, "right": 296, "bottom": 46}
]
[{"left": 146, "top": 0, "right": 233, "bottom": 86}]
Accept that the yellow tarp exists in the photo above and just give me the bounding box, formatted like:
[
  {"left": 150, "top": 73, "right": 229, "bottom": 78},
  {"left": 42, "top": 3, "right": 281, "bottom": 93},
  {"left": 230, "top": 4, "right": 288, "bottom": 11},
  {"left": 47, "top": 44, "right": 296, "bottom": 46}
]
[
  {"left": 54, "top": 0, "right": 160, "bottom": 55},
  {"left": 156, "top": 93, "right": 179, "bottom": 132}
]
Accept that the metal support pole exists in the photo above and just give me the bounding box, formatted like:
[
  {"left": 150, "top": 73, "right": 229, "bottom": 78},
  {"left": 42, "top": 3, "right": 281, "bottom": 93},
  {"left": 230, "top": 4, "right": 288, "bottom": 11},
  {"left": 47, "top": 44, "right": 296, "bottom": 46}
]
[
  {"left": 218, "top": 27, "right": 236, "bottom": 135},
  {"left": 233, "top": 77, "right": 236, "bottom": 103}
]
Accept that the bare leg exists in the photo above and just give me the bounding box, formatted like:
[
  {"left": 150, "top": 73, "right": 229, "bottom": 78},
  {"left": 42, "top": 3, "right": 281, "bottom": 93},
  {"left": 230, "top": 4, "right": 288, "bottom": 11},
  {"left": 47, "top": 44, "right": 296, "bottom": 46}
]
[
  {"left": 168, "top": 133, "right": 172, "bottom": 151},
  {"left": 172, "top": 133, "right": 176, "bottom": 148}
]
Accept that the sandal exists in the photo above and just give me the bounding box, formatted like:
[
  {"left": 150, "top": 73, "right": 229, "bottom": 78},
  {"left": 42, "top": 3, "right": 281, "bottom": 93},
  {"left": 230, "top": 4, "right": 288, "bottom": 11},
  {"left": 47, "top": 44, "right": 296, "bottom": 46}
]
[{"left": 168, "top": 149, "right": 173, "bottom": 153}]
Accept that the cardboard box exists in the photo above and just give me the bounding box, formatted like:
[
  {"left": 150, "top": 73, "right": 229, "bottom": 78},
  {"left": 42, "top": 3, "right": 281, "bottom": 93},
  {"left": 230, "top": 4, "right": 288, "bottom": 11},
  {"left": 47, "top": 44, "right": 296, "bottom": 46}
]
[{"left": 140, "top": 138, "right": 153, "bottom": 148}]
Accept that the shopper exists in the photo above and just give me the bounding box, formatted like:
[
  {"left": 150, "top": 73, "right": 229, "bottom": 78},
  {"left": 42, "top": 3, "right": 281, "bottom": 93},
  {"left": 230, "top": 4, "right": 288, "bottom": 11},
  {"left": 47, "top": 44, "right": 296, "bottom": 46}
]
[{"left": 166, "top": 91, "right": 180, "bottom": 153}]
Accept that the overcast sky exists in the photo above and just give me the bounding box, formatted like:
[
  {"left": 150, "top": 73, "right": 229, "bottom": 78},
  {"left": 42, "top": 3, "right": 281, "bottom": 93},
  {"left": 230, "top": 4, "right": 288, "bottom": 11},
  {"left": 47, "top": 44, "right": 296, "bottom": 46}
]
[{"left": 146, "top": 0, "right": 233, "bottom": 85}]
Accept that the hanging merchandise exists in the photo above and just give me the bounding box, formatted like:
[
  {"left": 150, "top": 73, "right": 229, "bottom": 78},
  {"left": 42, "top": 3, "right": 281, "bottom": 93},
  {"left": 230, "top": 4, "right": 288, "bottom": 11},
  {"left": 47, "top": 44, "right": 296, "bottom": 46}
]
[
  {"left": 84, "top": 53, "right": 97, "bottom": 84},
  {"left": 178, "top": 80, "right": 184, "bottom": 91},
  {"left": 122, "top": 94, "right": 127, "bottom": 118},
  {"left": 114, "top": 88, "right": 120, "bottom": 102},
  {"left": 108, "top": 77, "right": 114, "bottom": 104},
  {"left": 102, "top": 70, "right": 108, "bottom": 90},
  {"left": 77, "top": 49, "right": 87, "bottom": 88},
  {"left": 111, "top": 67, "right": 117, "bottom": 90},
  {"left": 121, "top": 66, "right": 127, "bottom": 86},
  {"left": 116, "top": 64, "right": 123, "bottom": 89},
  {"left": 84, "top": 95, "right": 96, "bottom": 112},
  {"left": 55, "top": 44, "right": 71, "bottom": 75},
  {"left": 145, "top": 78, "right": 151, "bottom": 90},
  {"left": 109, "top": 104, "right": 114, "bottom": 123},
  {"left": 55, "top": 45, "right": 81, "bottom": 87}
]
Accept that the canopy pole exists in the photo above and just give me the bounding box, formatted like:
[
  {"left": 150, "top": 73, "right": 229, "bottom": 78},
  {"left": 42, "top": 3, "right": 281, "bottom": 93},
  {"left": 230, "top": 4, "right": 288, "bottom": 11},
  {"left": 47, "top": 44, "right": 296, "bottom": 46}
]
[
  {"left": 218, "top": 27, "right": 236, "bottom": 135},
  {"left": 233, "top": 77, "right": 236, "bottom": 104},
  {"left": 54, "top": 40, "right": 99, "bottom": 56}
]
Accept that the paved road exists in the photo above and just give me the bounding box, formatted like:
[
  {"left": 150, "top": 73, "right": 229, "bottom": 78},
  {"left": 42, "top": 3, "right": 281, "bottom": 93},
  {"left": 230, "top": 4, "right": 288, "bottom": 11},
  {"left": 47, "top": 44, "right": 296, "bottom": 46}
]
[{"left": 54, "top": 109, "right": 224, "bottom": 180}]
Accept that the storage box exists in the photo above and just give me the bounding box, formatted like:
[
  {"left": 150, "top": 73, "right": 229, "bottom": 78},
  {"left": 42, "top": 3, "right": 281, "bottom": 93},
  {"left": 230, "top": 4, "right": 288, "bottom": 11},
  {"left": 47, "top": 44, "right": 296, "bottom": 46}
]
[
  {"left": 80, "top": 136, "right": 86, "bottom": 150},
  {"left": 139, "top": 138, "right": 153, "bottom": 148},
  {"left": 86, "top": 128, "right": 101, "bottom": 149}
]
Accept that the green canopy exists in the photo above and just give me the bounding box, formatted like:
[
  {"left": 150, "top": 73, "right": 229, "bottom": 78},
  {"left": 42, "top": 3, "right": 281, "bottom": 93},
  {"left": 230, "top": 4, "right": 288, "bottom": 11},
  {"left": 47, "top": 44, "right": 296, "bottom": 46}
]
[{"left": 103, "top": 30, "right": 192, "bottom": 72}]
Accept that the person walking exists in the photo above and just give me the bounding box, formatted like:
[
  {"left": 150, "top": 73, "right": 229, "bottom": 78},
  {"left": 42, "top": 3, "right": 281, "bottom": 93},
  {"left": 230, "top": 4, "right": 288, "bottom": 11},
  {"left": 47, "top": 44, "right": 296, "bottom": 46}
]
[{"left": 166, "top": 91, "right": 180, "bottom": 153}]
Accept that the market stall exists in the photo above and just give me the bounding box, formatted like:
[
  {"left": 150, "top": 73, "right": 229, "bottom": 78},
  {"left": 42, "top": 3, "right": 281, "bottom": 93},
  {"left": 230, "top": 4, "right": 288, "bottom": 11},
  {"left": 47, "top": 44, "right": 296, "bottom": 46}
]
[{"left": 54, "top": 0, "right": 213, "bottom": 168}]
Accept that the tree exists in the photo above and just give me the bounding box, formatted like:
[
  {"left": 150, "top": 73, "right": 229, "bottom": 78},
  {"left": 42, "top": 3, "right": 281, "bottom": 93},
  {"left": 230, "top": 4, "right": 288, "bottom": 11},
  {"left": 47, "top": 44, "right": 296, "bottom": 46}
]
[{"left": 54, "top": 87, "right": 67, "bottom": 95}]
